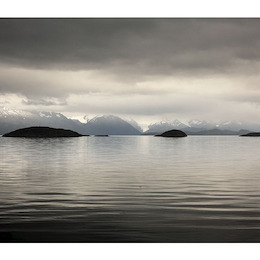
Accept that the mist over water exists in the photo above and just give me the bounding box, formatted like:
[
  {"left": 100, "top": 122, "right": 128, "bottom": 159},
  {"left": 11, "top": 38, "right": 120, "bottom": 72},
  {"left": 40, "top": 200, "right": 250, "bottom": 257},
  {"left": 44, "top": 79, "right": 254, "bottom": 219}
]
[{"left": 0, "top": 135, "right": 260, "bottom": 242}]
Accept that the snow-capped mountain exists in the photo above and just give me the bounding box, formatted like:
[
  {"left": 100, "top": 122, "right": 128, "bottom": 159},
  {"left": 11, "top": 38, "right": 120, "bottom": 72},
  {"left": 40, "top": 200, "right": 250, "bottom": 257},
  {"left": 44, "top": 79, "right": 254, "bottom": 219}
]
[
  {"left": 217, "top": 120, "right": 243, "bottom": 131},
  {"left": 144, "top": 120, "right": 189, "bottom": 135},
  {"left": 1, "top": 106, "right": 259, "bottom": 135},
  {"left": 0, "top": 107, "right": 143, "bottom": 135},
  {"left": 143, "top": 118, "right": 260, "bottom": 135},
  {"left": 187, "top": 119, "right": 216, "bottom": 130},
  {"left": 0, "top": 106, "right": 32, "bottom": 118},
  {"left": 0, "top": 106, "right": 85, "bottom": 135},
  {"left": 84, "top": 115, "right": 142, "bottom": 135}
]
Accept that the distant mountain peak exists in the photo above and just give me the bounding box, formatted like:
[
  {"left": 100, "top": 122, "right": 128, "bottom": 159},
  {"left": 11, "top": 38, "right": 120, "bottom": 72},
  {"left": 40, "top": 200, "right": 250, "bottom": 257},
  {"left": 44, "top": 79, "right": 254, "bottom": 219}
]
[
  {"left": 88, "top": 115, "right": 123, "bottom": 122},
  {"left": 0, "top": 106, "right": 32, "bottom": 118},
  {"left": 146, "top": 119, "right": 188, "bottom": 134},
  {"left": 85, "top": 115, "right": 141, "bottom": 135}
]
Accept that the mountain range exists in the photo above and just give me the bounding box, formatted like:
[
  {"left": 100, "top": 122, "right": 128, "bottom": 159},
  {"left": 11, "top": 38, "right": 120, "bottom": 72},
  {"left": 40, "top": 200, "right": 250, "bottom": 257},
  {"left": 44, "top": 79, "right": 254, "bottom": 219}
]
[
  {"left": 0, "top": 106, "right": 141, "bottom": 135},
  {"left": 143, "top": 119, "right": 260, "bottom": 135},
  {"left": 0, "top": 106, "right": 259, "bottom": 135},
  {"left": 80, "top": 115, "right": 140, "bottom": 135}
]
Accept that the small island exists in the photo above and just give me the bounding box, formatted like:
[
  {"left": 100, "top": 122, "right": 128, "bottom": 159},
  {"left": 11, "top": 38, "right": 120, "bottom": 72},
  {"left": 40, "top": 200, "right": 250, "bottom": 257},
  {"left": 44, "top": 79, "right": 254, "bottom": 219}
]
[
  {"left": 240, "top": 132, "right": 260, "bottom": 137},
  {"left": 3, "top": 126, "right": 86, "bottom": 138},
  {"left": 155, "top": 129, "right": 187, "bottom": 138}
]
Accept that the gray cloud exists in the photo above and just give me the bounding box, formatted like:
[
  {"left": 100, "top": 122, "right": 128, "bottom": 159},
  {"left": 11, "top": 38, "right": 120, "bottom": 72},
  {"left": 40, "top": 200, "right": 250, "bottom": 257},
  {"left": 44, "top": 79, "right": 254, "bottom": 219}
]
[{"left": 1, "top": 19, "right": 260, "bottom": 77}]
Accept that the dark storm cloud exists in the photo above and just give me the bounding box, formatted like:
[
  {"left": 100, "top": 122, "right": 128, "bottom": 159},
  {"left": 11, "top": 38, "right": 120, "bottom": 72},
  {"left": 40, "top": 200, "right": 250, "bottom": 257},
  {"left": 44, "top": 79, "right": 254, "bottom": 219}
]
[
  {"left": 0, "top": 19, "right": 157, "bottom": 71},
  {"left": 1, "top": 18, "right": 260, "bottom": 77}
]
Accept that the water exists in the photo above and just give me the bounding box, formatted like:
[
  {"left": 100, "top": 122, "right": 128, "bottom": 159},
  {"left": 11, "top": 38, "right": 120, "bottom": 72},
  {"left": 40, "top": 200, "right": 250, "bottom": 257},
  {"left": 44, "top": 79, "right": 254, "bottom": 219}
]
[{"left": 0, "top": 135, "right": 260, "bottom": 242}]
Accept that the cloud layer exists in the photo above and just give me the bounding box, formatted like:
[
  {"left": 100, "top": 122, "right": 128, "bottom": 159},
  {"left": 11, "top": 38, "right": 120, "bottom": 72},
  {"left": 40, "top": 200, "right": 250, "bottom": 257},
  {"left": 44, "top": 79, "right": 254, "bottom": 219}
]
[
  {"left": 1, "top": 19, "right": 260, "bottom": 74},
  {"left": 0, "top": 18, "right": 260, "bottom": 126}
]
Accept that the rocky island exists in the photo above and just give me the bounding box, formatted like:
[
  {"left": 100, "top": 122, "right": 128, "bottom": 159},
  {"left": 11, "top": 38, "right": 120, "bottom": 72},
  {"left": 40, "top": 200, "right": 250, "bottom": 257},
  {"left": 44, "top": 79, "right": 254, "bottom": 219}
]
[
  {"left": 155, "top": 129, "right": 187, "bottom": 137},
  {"left": 3, "top": 126, "right": 86, "bottom": 138},
  {"left": 240, "top": 132, "right": 260, "bottom": 137}
]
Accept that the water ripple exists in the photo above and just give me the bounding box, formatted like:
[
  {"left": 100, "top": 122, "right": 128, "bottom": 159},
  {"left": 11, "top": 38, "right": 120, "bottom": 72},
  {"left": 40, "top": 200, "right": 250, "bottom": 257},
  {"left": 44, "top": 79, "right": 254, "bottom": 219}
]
[{"left": 1, "top": 136, "right": 260, "bottom": 242}]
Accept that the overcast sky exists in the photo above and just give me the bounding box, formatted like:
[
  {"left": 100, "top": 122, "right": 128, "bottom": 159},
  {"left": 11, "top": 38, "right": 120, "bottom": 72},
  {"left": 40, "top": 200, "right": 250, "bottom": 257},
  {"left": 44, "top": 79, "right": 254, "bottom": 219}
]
[{"left": 0, "top": 18, "right": 260, "bottom": 128}]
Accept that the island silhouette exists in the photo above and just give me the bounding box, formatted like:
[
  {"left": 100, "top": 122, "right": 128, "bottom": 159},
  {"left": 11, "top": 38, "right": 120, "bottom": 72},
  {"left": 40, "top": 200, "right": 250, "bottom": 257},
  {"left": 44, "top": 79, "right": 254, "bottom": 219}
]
[
  {"left": 155, "top": 129, "right": 187, "bottom": 137},
  {"left": 240, "top": 132, "right": 260, "bottom": 137},
  {"left": 3, "top": 126, "right": 86, "bottom": 138}
]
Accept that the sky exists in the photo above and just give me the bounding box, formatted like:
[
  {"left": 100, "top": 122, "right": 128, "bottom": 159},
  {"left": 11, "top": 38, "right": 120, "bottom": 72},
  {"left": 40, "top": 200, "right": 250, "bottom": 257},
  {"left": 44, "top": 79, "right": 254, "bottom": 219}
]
[{"left": 0, "top": 18, "right": 260, "bottom": 129}]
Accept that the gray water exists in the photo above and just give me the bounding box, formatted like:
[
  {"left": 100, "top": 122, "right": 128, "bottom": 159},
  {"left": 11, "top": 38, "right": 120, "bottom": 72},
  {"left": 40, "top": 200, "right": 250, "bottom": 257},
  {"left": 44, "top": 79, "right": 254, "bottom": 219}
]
[{"left": 0, "top": 135, "right": 260, "bottom": 242}]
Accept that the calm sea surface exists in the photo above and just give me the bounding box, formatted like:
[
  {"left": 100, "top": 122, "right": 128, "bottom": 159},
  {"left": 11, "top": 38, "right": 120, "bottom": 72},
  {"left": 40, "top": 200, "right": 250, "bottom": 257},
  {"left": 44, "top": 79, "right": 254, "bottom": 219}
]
[{"left": 0, "top": 135, "right": 260, "bottom": 242}]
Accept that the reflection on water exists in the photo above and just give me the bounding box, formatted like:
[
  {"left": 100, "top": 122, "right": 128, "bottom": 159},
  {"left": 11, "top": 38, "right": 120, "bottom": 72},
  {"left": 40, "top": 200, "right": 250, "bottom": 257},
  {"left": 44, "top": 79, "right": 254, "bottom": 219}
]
[{"left": 0, "top": 136, "right": 260, "bottom": 242}]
